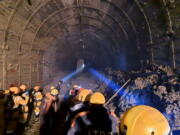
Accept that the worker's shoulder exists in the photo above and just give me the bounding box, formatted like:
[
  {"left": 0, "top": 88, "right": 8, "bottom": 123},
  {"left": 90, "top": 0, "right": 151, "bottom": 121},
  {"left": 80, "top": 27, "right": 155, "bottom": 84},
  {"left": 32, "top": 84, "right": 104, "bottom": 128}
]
[
  {"left": 107, "top": 111, "right": 119, "bottom": 122},
  {"left": 71, "top": 111, "right": 90, "bottom": 127},
  {"left": 107, "top": 111, "right": 118, "bottom": 118},
  {"left": 75, "top": 111, "right": 90, "bottom": 118}
]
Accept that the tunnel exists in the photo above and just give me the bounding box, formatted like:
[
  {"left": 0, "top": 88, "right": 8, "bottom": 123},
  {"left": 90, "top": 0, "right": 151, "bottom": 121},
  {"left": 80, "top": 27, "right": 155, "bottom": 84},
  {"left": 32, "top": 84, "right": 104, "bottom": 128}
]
[
  {"left": 0, "top": 0, "right": 180, "bottom": 135},
  {"left": 0, "top": 0, "right": 179, "bottom": 88}
]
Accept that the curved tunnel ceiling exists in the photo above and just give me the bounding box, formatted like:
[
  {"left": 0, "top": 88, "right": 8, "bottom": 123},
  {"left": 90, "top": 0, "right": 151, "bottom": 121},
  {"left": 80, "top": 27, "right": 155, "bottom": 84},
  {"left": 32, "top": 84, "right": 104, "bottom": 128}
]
[
  {"left": 2, "top": 0, "right": 151, "bottom": 53},
  {"left": 0, "top": 0, "right": 179, "bottom": 88},
  {"left": 1, "top": 0, "right": 179, "bottom": 68}
]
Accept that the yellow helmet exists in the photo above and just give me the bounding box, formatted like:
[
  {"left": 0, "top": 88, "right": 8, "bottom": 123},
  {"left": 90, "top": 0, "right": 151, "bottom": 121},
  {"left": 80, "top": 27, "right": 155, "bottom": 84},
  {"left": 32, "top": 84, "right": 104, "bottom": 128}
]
[
  {"left": 76, "top": 89, "right": 92, "bottom": 102},
  {"left": 34, "top": 107, "right": 40, "bottom": 115},
  {"left": 9, "top": 87, "right": 20, "bottom": 94},
  {"left": 50, "top": 86, "right": 55, "bottom": 90},
  {"left": 120, "top": 105, "right": 170, "bottom": 135},
  {"left": 73, "top": 85, "right": 81, "bottom": 89},
  {"left": 51, "top": 89, "right": 59, "bottom": 96},
  {"left": 19, "top": 84, "right": 27, "bottom": 91},
  {"left": 3, "top": 90, "right": 10, "bottom": 94},
  {"left": 89, "top": 92, "right": 105, "bottom": 104}
]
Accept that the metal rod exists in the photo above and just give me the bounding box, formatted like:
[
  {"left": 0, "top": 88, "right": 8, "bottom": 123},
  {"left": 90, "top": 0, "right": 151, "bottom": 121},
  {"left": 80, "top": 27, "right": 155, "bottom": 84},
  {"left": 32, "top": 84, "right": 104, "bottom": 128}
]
[
  {"left": 171, "top": 40, "right": 176, "bottom": 69},
  {"left": 104, "top": 79, "right": 131, "bottom": 106}
]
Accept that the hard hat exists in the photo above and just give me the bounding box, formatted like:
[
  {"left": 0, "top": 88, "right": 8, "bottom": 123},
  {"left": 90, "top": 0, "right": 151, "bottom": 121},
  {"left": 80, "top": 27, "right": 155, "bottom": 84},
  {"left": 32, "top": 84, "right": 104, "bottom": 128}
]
[
  {"left": 19, "top": 84, "right": 27, "bottom": 90},
  {"left": 120, "top": 105, "right": 170, "bottom": 135},
  {"left": 34, "top": 107, "right": 40, "bottom": 115},
  {"left": 89, "top": 92, "right": 105, "bottom": 104},
  {"left": 76, "top": 89, "right": 92, "bottom": 102},
  {"left": 73, "top": 85, "right": 81, "bottom": 89},
  {"left": 36, "top": 93, "right": 43, "bottom": 100},
  {"left": 9, "top": 87, "right": 20, "bottom": 94},
  {"left": 50, "top": 86, "right": 55, "bottom": 90},
  {"left": 51, "top": 89, "right": 59, "bottom": 96},
  {"left": 3, "top": 90, "right": 10, "bottom": 94}
]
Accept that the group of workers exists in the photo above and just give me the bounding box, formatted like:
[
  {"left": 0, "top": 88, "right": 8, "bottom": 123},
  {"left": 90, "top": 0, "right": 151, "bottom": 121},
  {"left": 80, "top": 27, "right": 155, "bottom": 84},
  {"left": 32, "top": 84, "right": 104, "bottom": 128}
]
[
  {"left": 44, "top": 84, "right": 171, "bottom": 135},
  {"left": 0, "top": 82, "right": 172, "bottom": 135},
  {"left": 0, "top": 84, "right": 45, "bottom": 134},
  {"left": 0, "top": 84, "right": 60, "bottom": 135}
]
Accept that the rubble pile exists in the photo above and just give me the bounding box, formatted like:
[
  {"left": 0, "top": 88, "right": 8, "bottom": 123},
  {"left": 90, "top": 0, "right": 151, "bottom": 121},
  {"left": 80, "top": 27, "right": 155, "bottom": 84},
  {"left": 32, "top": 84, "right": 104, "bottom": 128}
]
[{"left": 103, "top": 64, "right": 180, "bottom": 130}]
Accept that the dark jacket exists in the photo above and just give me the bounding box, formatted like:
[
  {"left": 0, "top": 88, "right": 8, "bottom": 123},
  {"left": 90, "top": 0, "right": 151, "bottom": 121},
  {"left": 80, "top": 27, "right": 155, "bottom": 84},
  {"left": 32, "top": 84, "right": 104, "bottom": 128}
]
[{"left": 67, "top": 106, "right": 119, "bottom": 135}]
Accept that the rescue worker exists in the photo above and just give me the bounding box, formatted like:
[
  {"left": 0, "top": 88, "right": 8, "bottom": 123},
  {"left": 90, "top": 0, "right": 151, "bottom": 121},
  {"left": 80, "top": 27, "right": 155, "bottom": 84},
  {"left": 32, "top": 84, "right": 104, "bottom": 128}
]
[
  {"left": 119, "top": 105, "right": 171, "bottom": 135},
  {"left": 69, "top": 85, "right": 83, "bottom": 97},
  {"left": 23, "top": 86, "right": 43, "bottom": 135},
  {"left": 43, "top": 86, "right": 59, "bottom": 114},
  {"left": 19, "top": 84, "right": 30, "bottom": 123},
  {"left": 6, "top": 87, "right": 26, "bottom": 134},
  {"left": 3, "top": 88, "right": 14, "bottom": 134},
  {"left": 70, "top": 89, "right": 92, "bottom": 112},
  {"left": 63, "top": 89, "right": 93, "bottom": 134},
  {"left": 32, "top": 85, "right": 43, "bottom": 117},
  {"left": 67, "top": 92, "right": 119, "bottom": 135},
  {"left": 40, "top": 86, "right": 59, "bottom": 135}
]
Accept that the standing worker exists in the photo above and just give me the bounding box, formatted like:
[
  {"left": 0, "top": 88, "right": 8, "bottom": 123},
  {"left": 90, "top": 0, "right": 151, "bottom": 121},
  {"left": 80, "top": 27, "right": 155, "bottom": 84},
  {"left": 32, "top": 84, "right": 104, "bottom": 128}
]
[
  {"left": 67, "top": 92, "right": 119, "bottom": 135},
  {"left": 44, "top": 86, "right": 59, "bottom": 113},
  {"left": 32, "top": 86, "right": 43, "bottom": 117},
  {"left": 19, "top": 84, "right": 30, "bottom": 123},
  {"left": 40, "top": 86, "right": 59, "bottom": 135},
  {"left": 6, "top": 87, "right": 27, "bottom": 134},
  {"left": 23, "top": 86, "right": 43, "bottom": 135},
  {"left": 63, "top": 89, "right": 92, "bottom": 134}
]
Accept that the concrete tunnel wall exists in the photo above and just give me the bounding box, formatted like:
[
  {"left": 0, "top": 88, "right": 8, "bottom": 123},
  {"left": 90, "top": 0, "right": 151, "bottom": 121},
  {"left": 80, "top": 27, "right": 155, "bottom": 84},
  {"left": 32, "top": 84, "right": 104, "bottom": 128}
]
[{"left": 0, "top": 0, "right": 179, "bottom": 89}]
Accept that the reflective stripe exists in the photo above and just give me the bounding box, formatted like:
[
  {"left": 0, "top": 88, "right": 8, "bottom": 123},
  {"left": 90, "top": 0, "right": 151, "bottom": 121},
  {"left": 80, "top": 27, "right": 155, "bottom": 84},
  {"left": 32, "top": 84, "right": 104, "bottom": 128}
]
[
  {"left": 107, "top": 111, "right": 119, "bottom": 133},
  {"left": 71, "top": 111, "right": 90, "bottom": 128},
  {"left": 108, "top": 112, "right": 119, "bottom": 120}
]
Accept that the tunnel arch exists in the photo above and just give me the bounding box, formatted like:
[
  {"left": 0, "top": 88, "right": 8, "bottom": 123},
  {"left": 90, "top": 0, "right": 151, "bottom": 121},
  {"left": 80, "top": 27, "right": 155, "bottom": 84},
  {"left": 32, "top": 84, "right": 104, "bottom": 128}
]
[
  {"left": 45, "top": 23, "right": 119, "bottom": 50},
  {"left": 0, "top": 0, "right": 179, "bottom": 88},
  {"left": 4, "top": 0, "right": 147, "bottom": 51},
  {"left": 1, "top": 0, "right": 151, "bottom": 88}
]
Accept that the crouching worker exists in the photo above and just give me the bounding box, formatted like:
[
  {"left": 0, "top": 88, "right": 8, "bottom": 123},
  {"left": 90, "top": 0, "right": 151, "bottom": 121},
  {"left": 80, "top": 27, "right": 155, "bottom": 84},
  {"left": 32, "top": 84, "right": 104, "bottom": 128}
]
[{"left": 67, "top": 92, "right": 119, "bottom": 135}]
